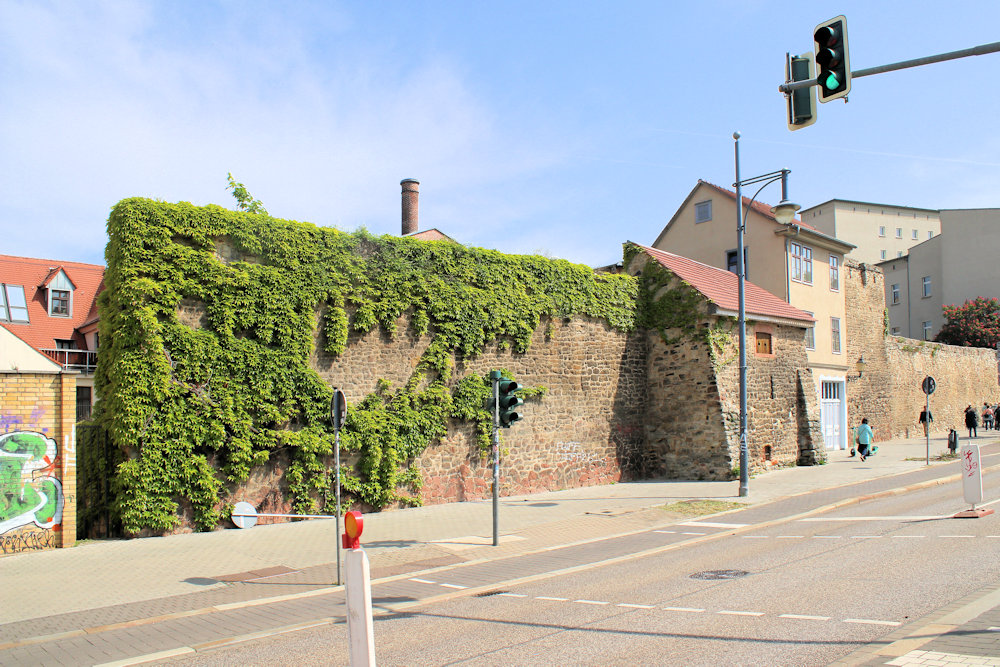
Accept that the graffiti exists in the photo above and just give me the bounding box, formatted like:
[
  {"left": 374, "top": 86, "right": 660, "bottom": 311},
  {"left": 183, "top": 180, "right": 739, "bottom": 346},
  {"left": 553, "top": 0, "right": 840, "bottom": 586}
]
[
  {"left": 0, "top": 526, "right": 56, "bottom": 554},
  {"left": 557, "top": 442, "right": 601, "bottom": 464},
  {"left": 0, "top": 431, "right": 64, "bottom": 537}
]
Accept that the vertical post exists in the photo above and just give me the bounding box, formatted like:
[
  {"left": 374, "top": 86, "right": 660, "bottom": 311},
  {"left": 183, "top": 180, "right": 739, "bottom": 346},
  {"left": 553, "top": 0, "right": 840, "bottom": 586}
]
[
  {"left": 734, "top": 131, "right": 749, "bottom": 498},
  {"left": 335, "top": 429, "right": 342, "bottom": 585},
  {"left": 925, "top": 393, "right": 931, "bottom": 466},
  {"left": 490, "top": 370, "right": 501, "bottom": 546},
  {"left": 331, "top": 388, "right": 347, "bottom": 586},
  {"left": 345, "top": 548, "right": 376, "bottom": 666}
]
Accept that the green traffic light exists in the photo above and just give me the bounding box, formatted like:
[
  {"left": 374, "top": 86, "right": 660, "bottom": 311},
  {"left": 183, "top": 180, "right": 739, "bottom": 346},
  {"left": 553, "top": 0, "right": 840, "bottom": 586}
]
[{"left": 821, "top": 72, "right": 841, "bottom": 92}]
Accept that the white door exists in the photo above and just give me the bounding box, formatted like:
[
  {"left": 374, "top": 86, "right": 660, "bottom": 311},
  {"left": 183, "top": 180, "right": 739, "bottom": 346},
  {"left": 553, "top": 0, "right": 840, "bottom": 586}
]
[{"left": 821, "top": 381, "right": 843, "bottom": 450}]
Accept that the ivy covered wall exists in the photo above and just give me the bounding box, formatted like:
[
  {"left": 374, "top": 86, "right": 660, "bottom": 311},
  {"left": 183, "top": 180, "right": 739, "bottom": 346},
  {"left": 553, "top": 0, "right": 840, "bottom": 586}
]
[{"left": 97, "top": 199, "right": 639, "bottom": 534}]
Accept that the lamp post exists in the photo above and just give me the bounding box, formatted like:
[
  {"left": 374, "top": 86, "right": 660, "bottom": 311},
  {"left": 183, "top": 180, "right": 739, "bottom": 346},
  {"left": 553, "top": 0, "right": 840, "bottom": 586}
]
[{"left": 733, "top": 131, "right": 800, "bottom": 497}]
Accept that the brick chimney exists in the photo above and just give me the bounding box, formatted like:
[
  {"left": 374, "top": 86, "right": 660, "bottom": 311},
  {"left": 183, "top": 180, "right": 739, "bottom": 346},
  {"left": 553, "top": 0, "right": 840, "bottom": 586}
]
[{"left": 401, "top": 178, "right": 419, "bottom": 235}]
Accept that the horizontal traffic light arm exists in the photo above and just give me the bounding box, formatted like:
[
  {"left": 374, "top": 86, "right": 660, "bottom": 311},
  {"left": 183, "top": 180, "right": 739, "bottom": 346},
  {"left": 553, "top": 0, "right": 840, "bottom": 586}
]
[{"left": 779, "top": 39, "right": 1000, "bottom": 94}]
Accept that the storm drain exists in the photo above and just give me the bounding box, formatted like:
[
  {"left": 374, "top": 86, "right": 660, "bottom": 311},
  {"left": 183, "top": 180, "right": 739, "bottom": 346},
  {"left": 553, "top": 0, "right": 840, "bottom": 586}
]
[{"left": 690, "top": 570, "right": 750, "bottom": 580}]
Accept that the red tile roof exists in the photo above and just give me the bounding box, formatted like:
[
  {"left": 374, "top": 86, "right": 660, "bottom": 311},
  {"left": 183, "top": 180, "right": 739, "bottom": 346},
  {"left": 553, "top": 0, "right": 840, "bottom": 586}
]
[
  {"left": 634, "top": 244, "right": 814, "bottom": 324},
  {"left": 0, "top": 254, "right": 104, "bottom": 352}
]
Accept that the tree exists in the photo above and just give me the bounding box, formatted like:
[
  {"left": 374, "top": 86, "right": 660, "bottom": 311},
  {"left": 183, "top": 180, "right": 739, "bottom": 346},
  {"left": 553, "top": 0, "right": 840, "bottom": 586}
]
[
  {"left": 226, "top": 172, "right": 268, "bottom": 215},
  {"left": 935, "top": 297, "right": 1000, "bottom": 348}
]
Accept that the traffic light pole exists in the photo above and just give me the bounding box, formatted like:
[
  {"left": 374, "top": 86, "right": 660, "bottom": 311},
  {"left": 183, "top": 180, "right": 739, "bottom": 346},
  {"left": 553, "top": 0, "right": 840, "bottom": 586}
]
[
  {"left": 490, "top": 370, "right": 501, "bottom": 546},
  {"left": 780, "top": 40, "right": 1000, "bottom": 94}
]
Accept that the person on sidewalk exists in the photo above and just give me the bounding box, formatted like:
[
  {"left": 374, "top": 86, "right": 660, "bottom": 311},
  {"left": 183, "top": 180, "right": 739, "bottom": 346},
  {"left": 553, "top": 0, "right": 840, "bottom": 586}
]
[
  {"left": 982, "top": 403, "right": 994, "bottom": 431},
  {"left": 965, "top": 405, "right": 978, "bottom": 438},
  {"left": 856, "top": 418, "right": 875, "bottom": 462},
  {"left": 919, "top": 408, "right": 933, "bottom": 437}
]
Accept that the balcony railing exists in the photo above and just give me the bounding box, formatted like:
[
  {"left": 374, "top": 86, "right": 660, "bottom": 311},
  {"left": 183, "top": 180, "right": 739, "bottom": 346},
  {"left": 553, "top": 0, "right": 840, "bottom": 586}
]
[{"left": 40, "top": 348, "right": 98, "bottom": 374}]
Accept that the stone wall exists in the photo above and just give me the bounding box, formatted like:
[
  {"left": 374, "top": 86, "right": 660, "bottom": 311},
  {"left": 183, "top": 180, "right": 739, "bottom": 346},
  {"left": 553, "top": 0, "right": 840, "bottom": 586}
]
[
  {"left": 844, "top": 259, "right": 1000, "bottom": 441},
  {"left": 0, "top": 371, "right": 77, "bottom": 555},
  {"left": 306, "top": 314, "right": 648, "bottom": 506}
]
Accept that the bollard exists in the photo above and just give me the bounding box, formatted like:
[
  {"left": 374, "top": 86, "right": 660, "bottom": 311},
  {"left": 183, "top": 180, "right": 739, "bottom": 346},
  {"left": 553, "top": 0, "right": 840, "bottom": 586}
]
[{"left": 343, "top": 511, "right": 376, "bottom": 666}]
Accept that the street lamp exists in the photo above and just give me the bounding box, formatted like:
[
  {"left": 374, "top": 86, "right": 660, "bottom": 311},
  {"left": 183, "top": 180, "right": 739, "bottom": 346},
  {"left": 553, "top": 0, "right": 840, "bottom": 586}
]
[{"left": 733, "top": 131, "right": 800, "bottom": 497}]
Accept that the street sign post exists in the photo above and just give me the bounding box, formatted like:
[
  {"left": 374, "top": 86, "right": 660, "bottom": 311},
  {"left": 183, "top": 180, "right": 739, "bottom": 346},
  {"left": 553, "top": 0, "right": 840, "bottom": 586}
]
[
  {"left": 922, "top": 376, "right": 935, "bottom": 465},
  {"left": 331, "top": 388, "right": 347, "bottom": 584}
]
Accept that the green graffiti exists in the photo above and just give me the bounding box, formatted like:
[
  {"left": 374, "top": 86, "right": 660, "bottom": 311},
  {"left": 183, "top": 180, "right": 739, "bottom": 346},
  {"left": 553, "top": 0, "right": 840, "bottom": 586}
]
[{"left": 0, "top": 431, "right": 63, "bottom": 534}]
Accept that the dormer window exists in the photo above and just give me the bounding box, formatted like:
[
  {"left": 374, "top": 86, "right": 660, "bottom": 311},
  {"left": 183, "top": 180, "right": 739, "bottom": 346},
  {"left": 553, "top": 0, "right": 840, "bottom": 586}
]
[{"left": 43, "top": 268, "right": 75, "bottom": 318}]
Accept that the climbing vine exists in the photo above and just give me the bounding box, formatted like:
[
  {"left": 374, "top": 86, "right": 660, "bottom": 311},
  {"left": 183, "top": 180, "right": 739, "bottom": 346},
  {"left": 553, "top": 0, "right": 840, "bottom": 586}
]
[{"left": 97, "top": 198, "right": 637, "bottom": 533}]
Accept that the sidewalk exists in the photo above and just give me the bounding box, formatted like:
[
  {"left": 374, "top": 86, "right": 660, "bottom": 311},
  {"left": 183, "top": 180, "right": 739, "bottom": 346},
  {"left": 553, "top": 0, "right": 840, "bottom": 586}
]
[{"left": 2, "top": 432, "right": 998, "bottom": 665}]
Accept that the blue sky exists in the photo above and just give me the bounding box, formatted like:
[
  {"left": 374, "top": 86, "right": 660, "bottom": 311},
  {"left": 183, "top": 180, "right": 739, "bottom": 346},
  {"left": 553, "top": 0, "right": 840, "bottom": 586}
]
[{"left": 3, "top": 1, "right": 999, "bottom": 269}]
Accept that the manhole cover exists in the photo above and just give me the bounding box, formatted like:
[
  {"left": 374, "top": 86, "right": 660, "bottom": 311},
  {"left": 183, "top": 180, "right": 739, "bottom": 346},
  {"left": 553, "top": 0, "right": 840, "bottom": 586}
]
[{"left": 690, "top": 570, "right": 750, "bottom": 580}]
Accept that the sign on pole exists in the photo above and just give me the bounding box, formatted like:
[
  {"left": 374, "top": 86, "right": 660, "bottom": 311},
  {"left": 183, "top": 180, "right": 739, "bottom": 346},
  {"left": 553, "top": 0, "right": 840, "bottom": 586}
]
[
  {"left": 921, "top": 376, "right": 936, "bottom": 395},
  {"left": 331, "top": 388, "right": 347, "bottom": 585}
]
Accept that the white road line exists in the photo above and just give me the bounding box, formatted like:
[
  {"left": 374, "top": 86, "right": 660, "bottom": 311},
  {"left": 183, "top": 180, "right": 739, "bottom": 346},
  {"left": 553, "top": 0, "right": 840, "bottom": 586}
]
[
  {"left": 940, "top": 535, "right": 976, "bottom": 538},
  {"left": 891, "top": 535, "right": 926, "bottom": 538},
  {"left": 678, "top": 521, "right": 749, "bottom": 528},
  {"left": 742, "top": 535, "right": 770, "bottom": 539},
  {"left": 844, "top": 618, "right": 901, "bottom": 627},
  {"left": 439, "top": 583, "right": 467, "bottom": 590},
  {"left": 654, "top": 530, "right": 677, "bottom": 534},
  {"left": 536, "top": 596, "right": 568, "bottom": 601},
  {"left": 776, "top": 535, "right": 804, "bottom": 539},
  {"left": 575, "top": 599, "right": 609, "bottom": 605},
  {"left": 718, "top": 610, "right": 765, "bottom": 617},
  {"left": 779, "top": 614, "right": 831, "bottom": 621},
  {"left": 988, "top": 627, "right": 1000, "bottom": 631},
  {"left": 663, "top": 607, "right": 706, "bottom": 613},
  {"left": 410, "top": 578, "right": 437, "bottom": 584},
  {"left": 617, "top": 603, "right": 655, "bottom": 609},
  {"left": 850, "top": 535, "right": 882, "bottom": 539},
  {"left": 799, "top": 516, "right": 948, "bottom": 522},
  {"left": 681, "top": 532, "right": 705, "bottom": 535},
  {"left": 812, "top": 535, "right": 841, "bottom": 539},
  {"left": 498, "top": 593, "right": 527, "bottom": 598}
]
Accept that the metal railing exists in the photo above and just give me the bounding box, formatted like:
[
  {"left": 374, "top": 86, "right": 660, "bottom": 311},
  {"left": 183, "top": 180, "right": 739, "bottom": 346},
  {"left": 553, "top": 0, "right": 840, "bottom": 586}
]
[{"left": 40, "top": 348, "right": 98, "bottom": 374}]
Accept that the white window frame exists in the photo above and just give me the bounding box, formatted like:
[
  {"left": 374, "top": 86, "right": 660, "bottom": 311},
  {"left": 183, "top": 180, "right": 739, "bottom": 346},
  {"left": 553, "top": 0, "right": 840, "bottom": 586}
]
[
  {"left": 922, "top": 276, "right": 932, "bottom": 298},
  {"left": 829, "top": 255, "right": 840, "bottom": 291},
  {"left": 878, "top": 226, "right": 886, "bottom": 237},
  {"left": 831, "top": 317, "right": 841, "bottom": 354},
  {"left": 694, "top": 200, "right": 712, "bottom": 224},
  {"left": 0, "top": 284, "right": 29, "bottom": 323},
  {"left": 49, "top": 288, "right": 72, "bottom": 317},
  {"left": 804, "top": 311, "right": 815, "bottom": 350},
  {"left": 922, "top": 321, "right": 932, "bottom": 340},
  {"left": 891, "top": 283, "right": 900, "bottom": 304},
  {"left": 880, "top": 249, "right": 887, "bottom": 260},
  {"left": 790, "top": 242, "right": 813, "bottom": 284},
  {"left": 927, "top": 231, "right": 933, "bottom": 240},
  {"left": 895, "top": 227, "right": 903, "bottom": 238}
]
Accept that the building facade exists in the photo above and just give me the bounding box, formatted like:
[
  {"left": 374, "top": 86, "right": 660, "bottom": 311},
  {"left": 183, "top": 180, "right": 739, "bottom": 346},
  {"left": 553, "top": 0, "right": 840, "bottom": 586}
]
[{"left": 653, "top": 181, "right": 856, "bottom": 452}]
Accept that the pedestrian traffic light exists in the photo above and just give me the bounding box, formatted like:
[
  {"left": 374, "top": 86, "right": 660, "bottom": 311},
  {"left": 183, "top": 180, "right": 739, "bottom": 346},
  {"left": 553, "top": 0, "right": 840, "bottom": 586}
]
[
  {"left": 497, "top": 379, "right": 523, "bottom": 428},
  {"left": 786, "top": 53, "right": 816, "bottom": 131},
  {"left": 813, "top": 15, "right": 851, "bottom": 102}
]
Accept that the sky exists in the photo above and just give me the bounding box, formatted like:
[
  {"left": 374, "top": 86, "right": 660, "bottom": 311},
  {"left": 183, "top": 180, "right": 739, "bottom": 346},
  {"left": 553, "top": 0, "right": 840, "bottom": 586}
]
[{"left": 3, "top": 1, "right": 999, "bottom": 269}]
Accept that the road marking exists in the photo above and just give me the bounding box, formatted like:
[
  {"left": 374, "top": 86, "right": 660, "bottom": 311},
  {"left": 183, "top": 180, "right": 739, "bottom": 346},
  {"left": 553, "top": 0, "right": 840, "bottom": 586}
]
[
  {"left": 410, "top": 578, "right": 437, "bottom": 585},
  {"left": 845, "top": 618, "right": 901, "bottom": 626},
  {"left": 719, "top": 610, "right": 765, "bottom": 617},
  {"left": 439, "top": 583, "right": 467, "bottom": 590},
  {"left": 681, "top": 532, "right": 705, "bottom": 536},
  {"left": 799, "top": 516, "right": 947, "bottom": 522},
  {"left": 940, "top": 535, "right": 976, "bottom": 538},
  {"left": 574, "top": 599, "right": 609, "bottom": 605},
  {"left": 812, "top": 535, "right": 841, "bottom": 539},
  {"left": 498, "top": 593, "right": 527, "bottom": 598},
  {"left": 536, "top": 596, "right": 568, "bottom": 601},
  {"left": 617, "top": 603, "right": 655, "bottom": 609},
  {"left": 742, "top": 535, "right": 770, "bottom": 539},
  {"left": 663, "top": 607, "right": 706, "bottom": 613},
  {"left": 776, "top": 535, "right": 804, "bottom": 539},
  {"left": 654, "top": 530, "right": 677, "bottom": 534},
  {"left": 891, "top": 535, "right": 926, "bottom": 538},
  {"left": 850, "top": 535, "right": 881, "bottom": 539},
  {"left": 779, "top": 614, "right": 831, "bottom": 621},
  {"left": 678, "top": 521, "right": 749, "bottom": 528},
  {"left": 989, "top": 627, "right": 1000, "bottom": 632}
]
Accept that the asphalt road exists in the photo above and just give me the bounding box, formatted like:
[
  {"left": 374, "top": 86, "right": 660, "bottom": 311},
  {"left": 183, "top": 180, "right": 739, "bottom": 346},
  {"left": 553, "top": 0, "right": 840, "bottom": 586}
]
[{"left": 159, "top": 469, "right": 1000, "bottom": 666}]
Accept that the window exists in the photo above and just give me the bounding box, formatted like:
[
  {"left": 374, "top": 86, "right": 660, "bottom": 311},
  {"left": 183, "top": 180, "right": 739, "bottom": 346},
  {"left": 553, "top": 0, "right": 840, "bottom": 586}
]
[
  {"left": 804, "top": 311, "right": 815, "bottom": 349},
  {"left": 50, "top": 289, "right": 70, "bottom": 316},
  {"left": 897, "top": 251, "right": 904, "bottom": 257},
  {"left": 927, "top": 231, "right": 933, "bottom": 239},
  {"left": 895, "top": 227, "right": 902, "bottom": 238},
  {"left": 829, "top": 256, "right": 840, "bottom": 291},
  {"left": 694, "top": 200, "right": 712, "bottom": 223},
  {"left": 880, "top": 249, "right": 887, "bottom": 260},
  {"left": 790, "top": 242, "right": 812, "bottom": 284},
  {"left": 912, "top": 229, "right": 918, "bottom": 240},
  {"left": 891, "top": 327, "right": 901, "bottom": 335},
  {"left": 55, "top": 339, "right": 77, "bottom": 350},
  {"left": 831, "top": 317, "right": 841, "bottom": 354},
  {"left": 726, "top": 249, "right": 748, "bottom": 277},
  {"left": 878, "top": 226, "right": 886, "bottom": 237},
  {"left": 923, "top": 321, "right": 932, "bottom": 340},
  {"left": 922, "top": 276, "right": 932, "bottom": 297},
  {"left": 0, "top": 284, "right": 29, "bottom": 323},
  {"left": 891, "top": 283, "right": 900, "bottom": 304},
  {"left": 755, "top": 331, "right": 773, "bottom": 355}
]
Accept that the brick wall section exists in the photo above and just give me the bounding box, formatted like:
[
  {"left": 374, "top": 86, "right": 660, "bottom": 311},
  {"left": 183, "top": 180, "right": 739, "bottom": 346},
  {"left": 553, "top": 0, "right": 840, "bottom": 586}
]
[
  {"left": 844, "top": 259, "right": 1000, "bottom": 441},
  {"left": 0, "top": 371, "right": 77, "bottom": 555},
  {"left": 306, "top": 314, "right": 648, "bottom": 506}
]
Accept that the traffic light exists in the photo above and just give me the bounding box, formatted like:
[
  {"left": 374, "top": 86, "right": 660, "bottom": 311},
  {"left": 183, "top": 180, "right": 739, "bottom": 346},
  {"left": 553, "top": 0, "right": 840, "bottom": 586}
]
[
  {"left": 786, "top": 53, "right": 816, "bottom": 131},
  {"left": 497, "top": 379, "right": 523, "bottom": 428},
  {"left": 813, "top": 15, "right": 851, "bottom": 102}
]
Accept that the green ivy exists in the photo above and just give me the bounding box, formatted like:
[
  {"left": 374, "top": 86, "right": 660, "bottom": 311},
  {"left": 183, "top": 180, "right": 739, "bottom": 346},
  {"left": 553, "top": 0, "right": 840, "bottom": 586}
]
[
  {"left": 97, "top": 198, "right": 638, "bottom": 533},
  {"left": 624, "top": 243, "right": 707, "bottom": 344}
]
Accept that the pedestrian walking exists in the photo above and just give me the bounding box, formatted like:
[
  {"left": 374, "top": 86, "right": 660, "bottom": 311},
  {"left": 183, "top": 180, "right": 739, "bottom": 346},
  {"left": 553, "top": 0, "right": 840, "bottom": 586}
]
[
  {"left": 918, "top": 407, "right": 933, "bottom": 437},
  {"left": 982, "top": 403, "right": 994, "bottom": 431},
  {"left": 855, "top": 418, "right": 875, "bottom": 462},
  {"left": 964, "top": 405, "right": 978, "bottom": 438}
]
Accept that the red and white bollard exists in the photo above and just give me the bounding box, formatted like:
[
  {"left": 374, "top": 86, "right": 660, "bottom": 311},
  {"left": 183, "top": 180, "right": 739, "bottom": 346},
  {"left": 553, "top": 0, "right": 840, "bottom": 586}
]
[{"left": 343, "top": 511, "right": 376, "bottom": 666}]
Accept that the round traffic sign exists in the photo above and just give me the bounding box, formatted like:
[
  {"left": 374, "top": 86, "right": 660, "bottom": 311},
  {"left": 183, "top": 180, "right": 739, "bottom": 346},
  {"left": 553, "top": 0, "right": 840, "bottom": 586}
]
[
  {"left": 922, "top": 376, "right": 936, "bottom": 395},
  {"left": 232, "top": 501, "right": 258, "bottom": 529}
]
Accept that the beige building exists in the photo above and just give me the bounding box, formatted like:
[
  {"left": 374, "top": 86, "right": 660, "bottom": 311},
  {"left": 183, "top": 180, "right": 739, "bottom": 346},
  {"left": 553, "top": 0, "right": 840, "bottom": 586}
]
[
  {"left": 879, "top": 208, "right": 1000, "bottom": 340},
  {"left": 654, "top": 180, "right": 856, "bottom": 452},
  {"left": 800, "top": 199, "right": 940, "bottom": 265}
]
